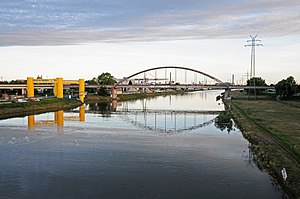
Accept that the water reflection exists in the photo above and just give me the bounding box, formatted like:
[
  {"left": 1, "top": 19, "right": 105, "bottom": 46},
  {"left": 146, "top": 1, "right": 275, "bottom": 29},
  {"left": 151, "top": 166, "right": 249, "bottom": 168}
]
[
  {"left": 85, "top": 101, "right": 222, "bottom": 133},
  {"left": 27, "top": 105, "right": 85, "bottom": 130},
  {"left": 117, "top": 91, "right": 224, "bottom": 112},
  {"left": 0, "top": 91, "right": 283, "bottom": 198},
  {"left": 120, "top": 111, "right": 217, "bottom": 133},
  {"left": 86, "top": 101, "right": 115, "bottom": 117},
  {"left": 26, "top": 101, "right": 233, "bottom": 135},
  {"left": 84, "top": 98, "right": 231, "bottom": 133},
  {"left": 214, "top": 111, "right": 234, "bottom": 133}
]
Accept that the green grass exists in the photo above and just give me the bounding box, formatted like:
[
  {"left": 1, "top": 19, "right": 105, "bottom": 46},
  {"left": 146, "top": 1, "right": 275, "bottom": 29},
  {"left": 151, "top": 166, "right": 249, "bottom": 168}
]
[
  {"left": 226, "top": 91, "right": 300, "bottom": 198},
  {"left": 0, "top": 98, "right": 78, "bottom": 108},
  {"left": 0, "top": 98, "right": 82, "bottom": 119}
]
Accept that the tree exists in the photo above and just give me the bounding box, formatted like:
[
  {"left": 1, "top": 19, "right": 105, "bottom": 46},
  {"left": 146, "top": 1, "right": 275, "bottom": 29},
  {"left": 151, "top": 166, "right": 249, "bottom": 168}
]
[
  {"left": 85, "top": 77, "right": 98, "bottom": 85},
  {"left": 86, "top": 72, "right": 116, "bottom": 96},
  {"left": 98, "top": 86, "right": 110, "bottom": 96},
  {"left": 96, "top": 72, "right": 116, "bottom": 85},
  {"left": 0, "top": 81, "right": 9, "bottom": 84},
  {"left": 245, "top": 77, "right": 267, "bottom": 95},
  {"left": 275, "top": 76, "right": 298, "bottom": 99},
  {"left": 9, "top": 80, "right": 26, "bottom": 84}
]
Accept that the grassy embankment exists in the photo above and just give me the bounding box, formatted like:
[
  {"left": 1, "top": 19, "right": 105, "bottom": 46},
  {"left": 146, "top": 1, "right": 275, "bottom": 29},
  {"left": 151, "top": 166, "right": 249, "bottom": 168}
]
[
  {"left": 0, "top": 98, "right": 82, "bottom": 120},
  {"left": 225, "top": 91, "right": 300, "bottom": 198}
]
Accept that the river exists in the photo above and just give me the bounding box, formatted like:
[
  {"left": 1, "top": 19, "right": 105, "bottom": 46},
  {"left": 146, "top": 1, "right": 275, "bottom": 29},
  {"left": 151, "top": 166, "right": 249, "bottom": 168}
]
[{"left": 0, "top": 90, "right": 283, "bottom": 198}]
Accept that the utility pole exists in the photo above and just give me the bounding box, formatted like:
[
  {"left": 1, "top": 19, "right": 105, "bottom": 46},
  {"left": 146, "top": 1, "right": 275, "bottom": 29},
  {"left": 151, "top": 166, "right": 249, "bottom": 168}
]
[{"left": 245, "top": 35, "right": 263, "bottom": 99}]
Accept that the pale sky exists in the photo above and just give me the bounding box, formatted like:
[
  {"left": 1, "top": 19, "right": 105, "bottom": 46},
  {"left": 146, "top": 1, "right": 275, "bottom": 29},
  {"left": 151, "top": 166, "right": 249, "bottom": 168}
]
[{"left": 0, "top": 0, "right": 300, "bottom": 84}]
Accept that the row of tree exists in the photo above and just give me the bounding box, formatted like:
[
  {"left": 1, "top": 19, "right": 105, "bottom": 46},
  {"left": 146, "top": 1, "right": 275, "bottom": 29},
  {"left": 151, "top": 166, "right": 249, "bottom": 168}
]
[
  {"left": 0, "top": 80, "right": 26, "bottom": 84},
  {"left": 246, "top": 76, "right": 300, "bottom": 99}
]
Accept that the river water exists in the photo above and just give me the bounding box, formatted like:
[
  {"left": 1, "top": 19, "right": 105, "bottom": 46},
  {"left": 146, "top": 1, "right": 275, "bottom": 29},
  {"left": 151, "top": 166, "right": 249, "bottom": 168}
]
[{"left": 0, "top": 90, "right": 283, "bottom": 198}]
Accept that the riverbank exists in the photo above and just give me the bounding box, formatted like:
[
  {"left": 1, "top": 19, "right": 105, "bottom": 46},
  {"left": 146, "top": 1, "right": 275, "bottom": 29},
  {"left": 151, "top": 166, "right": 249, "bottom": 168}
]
[
  {"left": 225, "top": 91, "right": 300, "bottom": 198},
  {"left": 0, "top": 98, "right": 82, "bottom": 120},
  {"left": 85, "top": 90, "right": 186, "bottom": 103}
]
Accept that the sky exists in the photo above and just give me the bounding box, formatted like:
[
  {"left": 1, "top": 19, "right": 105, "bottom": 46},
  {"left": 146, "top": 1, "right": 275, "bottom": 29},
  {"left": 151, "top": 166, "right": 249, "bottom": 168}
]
[{"left": 0, "top": 0, "right": 300, "bottom": 84}]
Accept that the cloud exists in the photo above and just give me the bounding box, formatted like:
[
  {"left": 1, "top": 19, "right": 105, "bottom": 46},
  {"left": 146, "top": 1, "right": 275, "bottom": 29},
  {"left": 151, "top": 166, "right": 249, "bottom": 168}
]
[{"left": 0, "top": 0, "right": 299, "bottom": 46}]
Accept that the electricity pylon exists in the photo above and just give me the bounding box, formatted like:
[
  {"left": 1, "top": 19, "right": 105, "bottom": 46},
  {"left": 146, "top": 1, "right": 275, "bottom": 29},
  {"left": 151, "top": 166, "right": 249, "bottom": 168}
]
[{"left": 245, "top": 35, "right": 263, "bottom": 99}]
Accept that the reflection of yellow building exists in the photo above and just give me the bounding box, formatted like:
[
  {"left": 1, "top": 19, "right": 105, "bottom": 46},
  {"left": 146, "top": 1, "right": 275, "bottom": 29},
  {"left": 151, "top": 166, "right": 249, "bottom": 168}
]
[
  {"left": 27, "top": 77, "right": 85, "bottom": 103},
  {"left": 79, "top": 105, "right": 85, "bottom": 122},
  {"left": 55, "top": 110, "right": 64, "bottom": 127},
  {"left": 27, "top": 105, "right": 85, "bottom": 130}
]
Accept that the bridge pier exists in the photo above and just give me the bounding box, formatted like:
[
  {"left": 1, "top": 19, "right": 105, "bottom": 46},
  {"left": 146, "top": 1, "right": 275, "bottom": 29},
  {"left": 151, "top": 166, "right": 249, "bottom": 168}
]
[
  {"left": 224, "top": 88, "right": 231, "bottom": 99},
  {"left": 21, "top": 88, "right": 26, "bottom": 95},
  {"left": 56, "top": 78, "right": 64, "bottom": 99},
  {"left": 27, "top": 77, "right": 34, "bottom": 98},
  {"left": 79, "top": 79, "right": 85, "bottom": 103}
]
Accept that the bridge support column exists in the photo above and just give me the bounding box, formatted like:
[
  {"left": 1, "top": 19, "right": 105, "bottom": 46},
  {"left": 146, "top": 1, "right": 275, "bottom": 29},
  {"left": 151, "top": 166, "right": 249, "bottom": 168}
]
[
  {"left": 27, "top": 77, "right": 34, "bottom": 98},
  {"left": 54, "top": 81, "right": 57, "bottom": 96},
  {"left": 111, "top": 88, "right": 117, "bottom": 100},
  {"left": 224, "top": 88, "right": 231, "bottom": 99},
  {"left": 79, "top": 79, "right": 85, "bottom": 103},
  {"left": 56, "top": 78, "right": 64, "bottom": 98},
  {"left": 22, "top": 88, "right": 26, "bottom": 95}
]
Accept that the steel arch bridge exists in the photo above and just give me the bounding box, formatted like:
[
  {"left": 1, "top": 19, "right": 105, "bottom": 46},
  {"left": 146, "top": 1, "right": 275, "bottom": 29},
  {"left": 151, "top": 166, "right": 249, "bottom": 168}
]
[{"left": 114, "top": 66, "right": 224, "bottom": 88}]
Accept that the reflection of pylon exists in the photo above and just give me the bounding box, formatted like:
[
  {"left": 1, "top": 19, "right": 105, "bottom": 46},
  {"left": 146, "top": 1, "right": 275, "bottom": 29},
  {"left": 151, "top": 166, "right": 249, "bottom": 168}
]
[{"left": 245, "top": 35, "right": 263, "bottom": 99}]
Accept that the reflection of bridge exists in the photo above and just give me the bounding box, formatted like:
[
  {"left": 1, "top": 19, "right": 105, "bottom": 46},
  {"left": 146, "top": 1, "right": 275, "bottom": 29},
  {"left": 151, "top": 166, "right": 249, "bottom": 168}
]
[
  {"left": 121, "top": 111, "right": 216, "bottom": 133},
  {"left": 76, "top": 107, "right": 220, "bottom": 133}
]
